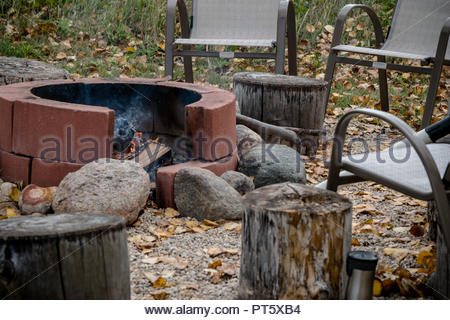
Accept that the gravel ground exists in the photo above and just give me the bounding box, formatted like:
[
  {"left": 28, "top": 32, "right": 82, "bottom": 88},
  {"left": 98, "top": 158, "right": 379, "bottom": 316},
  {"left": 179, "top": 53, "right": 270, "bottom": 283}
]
[{"left": 128, "top": 118, "right": 437, "bottom": 300}]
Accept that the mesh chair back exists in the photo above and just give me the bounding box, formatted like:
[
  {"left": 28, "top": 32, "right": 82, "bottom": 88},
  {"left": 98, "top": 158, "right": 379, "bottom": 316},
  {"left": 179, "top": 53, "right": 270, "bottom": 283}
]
[
  {"left": 384, "top": 0, "right": 450, "bottom": 59},
  {"left": 190, "top": 0, "right": 280, "bottom": 41}
]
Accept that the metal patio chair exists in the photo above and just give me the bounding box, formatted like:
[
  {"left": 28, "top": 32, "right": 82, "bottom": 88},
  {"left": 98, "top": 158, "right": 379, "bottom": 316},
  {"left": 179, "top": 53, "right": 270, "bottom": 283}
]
[
  {"left": 324, "top": 0, "right": 450, "bottom": 129},
  {"left": 319, "top": 108, "right": 450, "bottom": 255},
  {"left": 164, "top": 0, "right": 297, "bottom": 82}
]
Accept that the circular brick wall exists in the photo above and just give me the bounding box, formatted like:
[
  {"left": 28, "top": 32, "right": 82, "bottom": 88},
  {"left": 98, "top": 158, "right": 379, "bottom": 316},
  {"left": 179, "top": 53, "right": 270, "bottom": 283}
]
[{"left": 0, "top": 78, "right": 238, "bottom": 207}]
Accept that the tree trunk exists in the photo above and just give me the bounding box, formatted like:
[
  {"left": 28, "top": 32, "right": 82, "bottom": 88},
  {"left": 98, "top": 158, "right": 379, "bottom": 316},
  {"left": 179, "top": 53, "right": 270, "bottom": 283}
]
[
  {"left": 233, "top": 72, "right": 327, "bottom": 155},
  {"left": 0, "top": 56, "right": 69, "bottom": 86},
  {"left": 427, "top": 200, "right": 450, "bottom": 298},
  {"left": 239, "top": 183, "right": 352, "bottom": 299},
  {"left": 0, "top": 213, "right": 130, "bottom": 299}
]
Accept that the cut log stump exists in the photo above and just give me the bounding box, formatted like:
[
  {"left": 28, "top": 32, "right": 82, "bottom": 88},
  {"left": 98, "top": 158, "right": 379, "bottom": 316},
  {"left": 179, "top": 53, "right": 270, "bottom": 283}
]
[
  {"left": 0, "top": 213, "right": 130, "bottom": 299},
  {"left": 239, "top": 183, "right": 352, "bottom": 299},
  {"left": 233, "top": 72, "right": 327, "bottom": 155},
  {"left": 0, "top": 56, "right": 69, "bottom": 85}
]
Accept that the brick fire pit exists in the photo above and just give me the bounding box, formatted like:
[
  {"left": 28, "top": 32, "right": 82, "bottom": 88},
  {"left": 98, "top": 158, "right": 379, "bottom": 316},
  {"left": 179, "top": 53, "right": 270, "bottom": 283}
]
[{"left": 0, "top": 78, "right": 237, "bottom": 207}]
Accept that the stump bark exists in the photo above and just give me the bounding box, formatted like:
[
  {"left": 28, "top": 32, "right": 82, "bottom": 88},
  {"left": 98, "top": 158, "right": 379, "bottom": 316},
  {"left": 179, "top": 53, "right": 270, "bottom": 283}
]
[
  {"left": 239, "top": 183, "right": 352, "bottom": 299},
  {"left": 233, "top": 72, "right": 327, "bottom": 155},
  {"left": 0, "top": 213, "right": 130, "bottom": 299},
  {"left": 0, "top": 56, "right": 69, "bottom": 85},
  {"left": 427, "top": 200, "right": 450, "bottom": 298}
]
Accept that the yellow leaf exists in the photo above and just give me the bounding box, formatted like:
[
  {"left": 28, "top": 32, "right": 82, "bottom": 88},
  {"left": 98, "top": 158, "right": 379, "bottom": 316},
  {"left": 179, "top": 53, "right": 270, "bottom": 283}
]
[
  {"left": 165, "top": 208, "right": 180, "bottom": 218},
  {"left": 208, "top": 259, "right": 222, "bottom": 269},
  {"left": 203, "top": 219, "right": 219, "bottom": 227},
  {"left": 352, "top": 238, "right": 361, "bottom": 246},
  {"left": 373, "top": 279, "right": 383, "bottom": 297},
  {"left": 152, "top": 277, "right": 167, "bottom": 288},
  {"left": 9, "top": 187, "right": 21, "bottom": 202},
  {"left": 306, "top": 24, "right": 315, "bottom": 33},
  {"left": 56, "top": 52, "right": 67, "bottom": 60},
  {"left": 152, "top": 292, "right": 168, "bottom": 300},
  {"left": 126, "top": 46, "right": 136, "bottom": 53},
  {"left": 6, "top": 207, "right": 19, "bottom": 218},
  {"left": 324, "top": 25, "right": 334, "bottom": 33}
]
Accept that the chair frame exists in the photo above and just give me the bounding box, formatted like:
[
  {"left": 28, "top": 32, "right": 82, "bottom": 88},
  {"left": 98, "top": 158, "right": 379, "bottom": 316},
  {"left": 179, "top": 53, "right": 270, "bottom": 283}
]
[
  {"left": 165, "top": 0, "right": 297, "bottom": 83},
  {"left": 324, "top": 3, "right": 450, "bottom": 129},
  {"left": 326, "top": 108, "right": 450, "bottom": 250}
]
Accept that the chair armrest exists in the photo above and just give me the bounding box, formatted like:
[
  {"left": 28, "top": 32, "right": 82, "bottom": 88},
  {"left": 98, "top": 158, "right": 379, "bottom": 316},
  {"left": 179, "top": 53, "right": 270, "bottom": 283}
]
[
  {"left": 330, "top": 4, "right": 384, "bottom": 49},
  {"left": 165, "top": 0, "right": 190, "bottom": 46},
  {"left": 327, "top": 108, "right": 450, "bottom": 249},
  {"left": 434, "top": 17, "right": 450, "bottom": 61}
]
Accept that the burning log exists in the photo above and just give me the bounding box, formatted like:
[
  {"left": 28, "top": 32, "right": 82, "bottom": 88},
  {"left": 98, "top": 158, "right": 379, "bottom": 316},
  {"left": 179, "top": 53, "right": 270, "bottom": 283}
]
[{"left": 132, "top": 140, "right": 172, "bottom": 181}]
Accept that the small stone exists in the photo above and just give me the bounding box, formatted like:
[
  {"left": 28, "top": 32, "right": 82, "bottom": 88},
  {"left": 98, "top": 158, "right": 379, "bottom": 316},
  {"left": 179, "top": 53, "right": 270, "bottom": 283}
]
[
  {"left": 19, "top": 184, "right": 57, "bottom": 214},
  {"left": 220, "top": 171, "right": 255, "bottom": 195},
  {"left": 174, "top": 168, "right": 244, "bottom": 221},
  {"left": 52, "top": 159, "right": 151, "bottom": 225},
  {"left": 238, "top": 144, "right": 306, "bottom": 188},
  {"left": 236, "top": 125, "right": 263, "bottom": 152}
]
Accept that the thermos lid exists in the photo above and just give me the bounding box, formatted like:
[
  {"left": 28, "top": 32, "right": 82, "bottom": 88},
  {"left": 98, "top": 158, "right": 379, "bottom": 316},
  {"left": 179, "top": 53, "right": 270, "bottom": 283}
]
[{"left": 347, "top": 251, "right": 378, "bottom": 275}]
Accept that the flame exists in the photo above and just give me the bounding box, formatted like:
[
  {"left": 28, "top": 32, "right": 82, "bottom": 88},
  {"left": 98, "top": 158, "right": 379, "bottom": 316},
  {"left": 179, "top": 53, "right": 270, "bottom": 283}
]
[
  {"left": 129, "top": 132, "right": 143, "bottom": 154},
  {"left": 153, "top": 137, "right": 160, "bottom": 143}
]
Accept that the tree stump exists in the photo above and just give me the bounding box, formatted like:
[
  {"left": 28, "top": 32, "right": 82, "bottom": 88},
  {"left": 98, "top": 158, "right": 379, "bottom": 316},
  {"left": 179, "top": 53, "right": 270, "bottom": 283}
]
[
  {"left": 239, "top": 183, "right": 352, "bottom": 299},
  {"left": 233, "top": 72, "right": 327, "bottom": 155},
  {"left": 427, "top": 199, "right": 450, "bottom": 298},
  {"left": 0, "top": 213, "right": 130, "bottom": 299},
  {"left": 0, "top": 56, "right": 69, "bottom": 86}
]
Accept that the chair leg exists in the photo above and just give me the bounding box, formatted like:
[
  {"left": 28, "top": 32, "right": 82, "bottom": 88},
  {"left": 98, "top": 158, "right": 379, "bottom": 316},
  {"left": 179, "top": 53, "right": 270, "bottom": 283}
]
[
  {"left": 324, "top": 51, "right": 338, "bottom": 115},
  {"left": 275, "top": 46, "right": 285, "bottom": 74},
  {"left": 183, "top": 45, "right": 194, "bottom": 83},
  {"left": 422, "top": 63, "right": 444, "bottom": 129},
  {"left": 378, "top": 68, "right": 389, "bottom": 112},
  {"left": 164, "top": 48, "right": 174, "bottom": 79},
  {"left": 287, "top": 1, "right": 297, "bottom": 76}
]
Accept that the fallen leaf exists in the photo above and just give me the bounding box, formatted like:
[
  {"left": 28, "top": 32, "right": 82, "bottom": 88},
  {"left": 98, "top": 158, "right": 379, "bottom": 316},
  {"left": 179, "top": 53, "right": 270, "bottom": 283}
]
[
  {"left": 306, "top": 24, "right": 315, "bottom": 33},
  {"left": 208, "top": 260, "right": 222, "bottom": 269},
  {"left": 324, "top": 25, "right": 335, "bottom": 33},
  {"left": 207, "top": 248, "right": 223, "bottom": 257},
  {"left": 143, "top": 271, "right": 159, "bottom": 283},
  {"left": 9, "top": 187, "right": 21, "bottom": 202},
  {"left": 152, "top": 292, "right": 168, "bottom": 300},
  {"left": 203, "top": 220, "right": 219, "bottom": 227},
  {"left": 352, "top": 238, "right": 361, "bottom": 246},
  {"left": 165, "top": 208, "right": 179, "bottom": 218},
  {"left": 217, "top": 263, "right": 237, "bottom": 276},
  {"left": 373, "top": 279, "right": 383, "bottom": 297},
  {"left": 383, "top": 248, "right": 409, "bottom": 262},
  {"left": 409, "top": 224, "right": 425, "bottom": 237},
  {"left": 152, "top": 277, "right": 167, "bottom": 288},
  {"left": 56, "top": 52, "right": 67, "bottom": 60},
  {"left": 223, "top": 222, "right": 241, "bottom": 231}
]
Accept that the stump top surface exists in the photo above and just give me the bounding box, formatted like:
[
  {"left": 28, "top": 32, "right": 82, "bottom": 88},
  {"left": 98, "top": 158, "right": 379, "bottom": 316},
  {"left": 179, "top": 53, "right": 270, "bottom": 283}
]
[
  {"left": 243, "top": 183, "right": 352, "bottom": 214},
  {"left": 233, "top": 72, "right": 327, "bottom": 88},
  {"left": 0, "top": 213, "right": 125, "bottom": 240},
  {"left": 0, "top": 56, "right": 69, "bottom": 84}
]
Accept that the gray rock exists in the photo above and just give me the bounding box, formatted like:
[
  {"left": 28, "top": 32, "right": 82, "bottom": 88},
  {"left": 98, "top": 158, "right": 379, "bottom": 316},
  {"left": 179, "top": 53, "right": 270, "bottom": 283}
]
[
  {"left": 220, "top": 171, "right": 255, "bottom": 195},
  {"left": 19, "top": 185, "right": 57, "bottom": 214},
  {"left": 174, "top": 168, "right": 244, "bottom": 220},
  {"left": 238, "top": 144, "right": 306, "bottom": 188},
  {"left": 52, "top": 159, "right": 151, "bottom": 225},
  {"left": 236, "top": 125, "right": 263, "bottom": 152}
]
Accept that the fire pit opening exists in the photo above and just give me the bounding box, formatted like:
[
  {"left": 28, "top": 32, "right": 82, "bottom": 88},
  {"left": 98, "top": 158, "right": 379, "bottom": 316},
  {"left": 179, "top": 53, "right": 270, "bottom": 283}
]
[{"left": 31, "top": 83, "right": 202, "bottom": 181}]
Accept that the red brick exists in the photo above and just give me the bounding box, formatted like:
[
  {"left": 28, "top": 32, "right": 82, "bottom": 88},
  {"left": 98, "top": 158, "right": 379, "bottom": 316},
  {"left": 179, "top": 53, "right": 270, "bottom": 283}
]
[
  {"left": 186, "top": 91, "right": 236, "bottom": 161},
  {"left": 0, "top": 150, "right": 31, "bottom": 184},
  {"left": 31, "top": 158, "right": 84, "bottom": 187},
  {"left": 12, "top": 98, "right": 114, "bottom": 163},
  {"left": 156, "top": 150, "right": 238, "bottom": 208}
]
